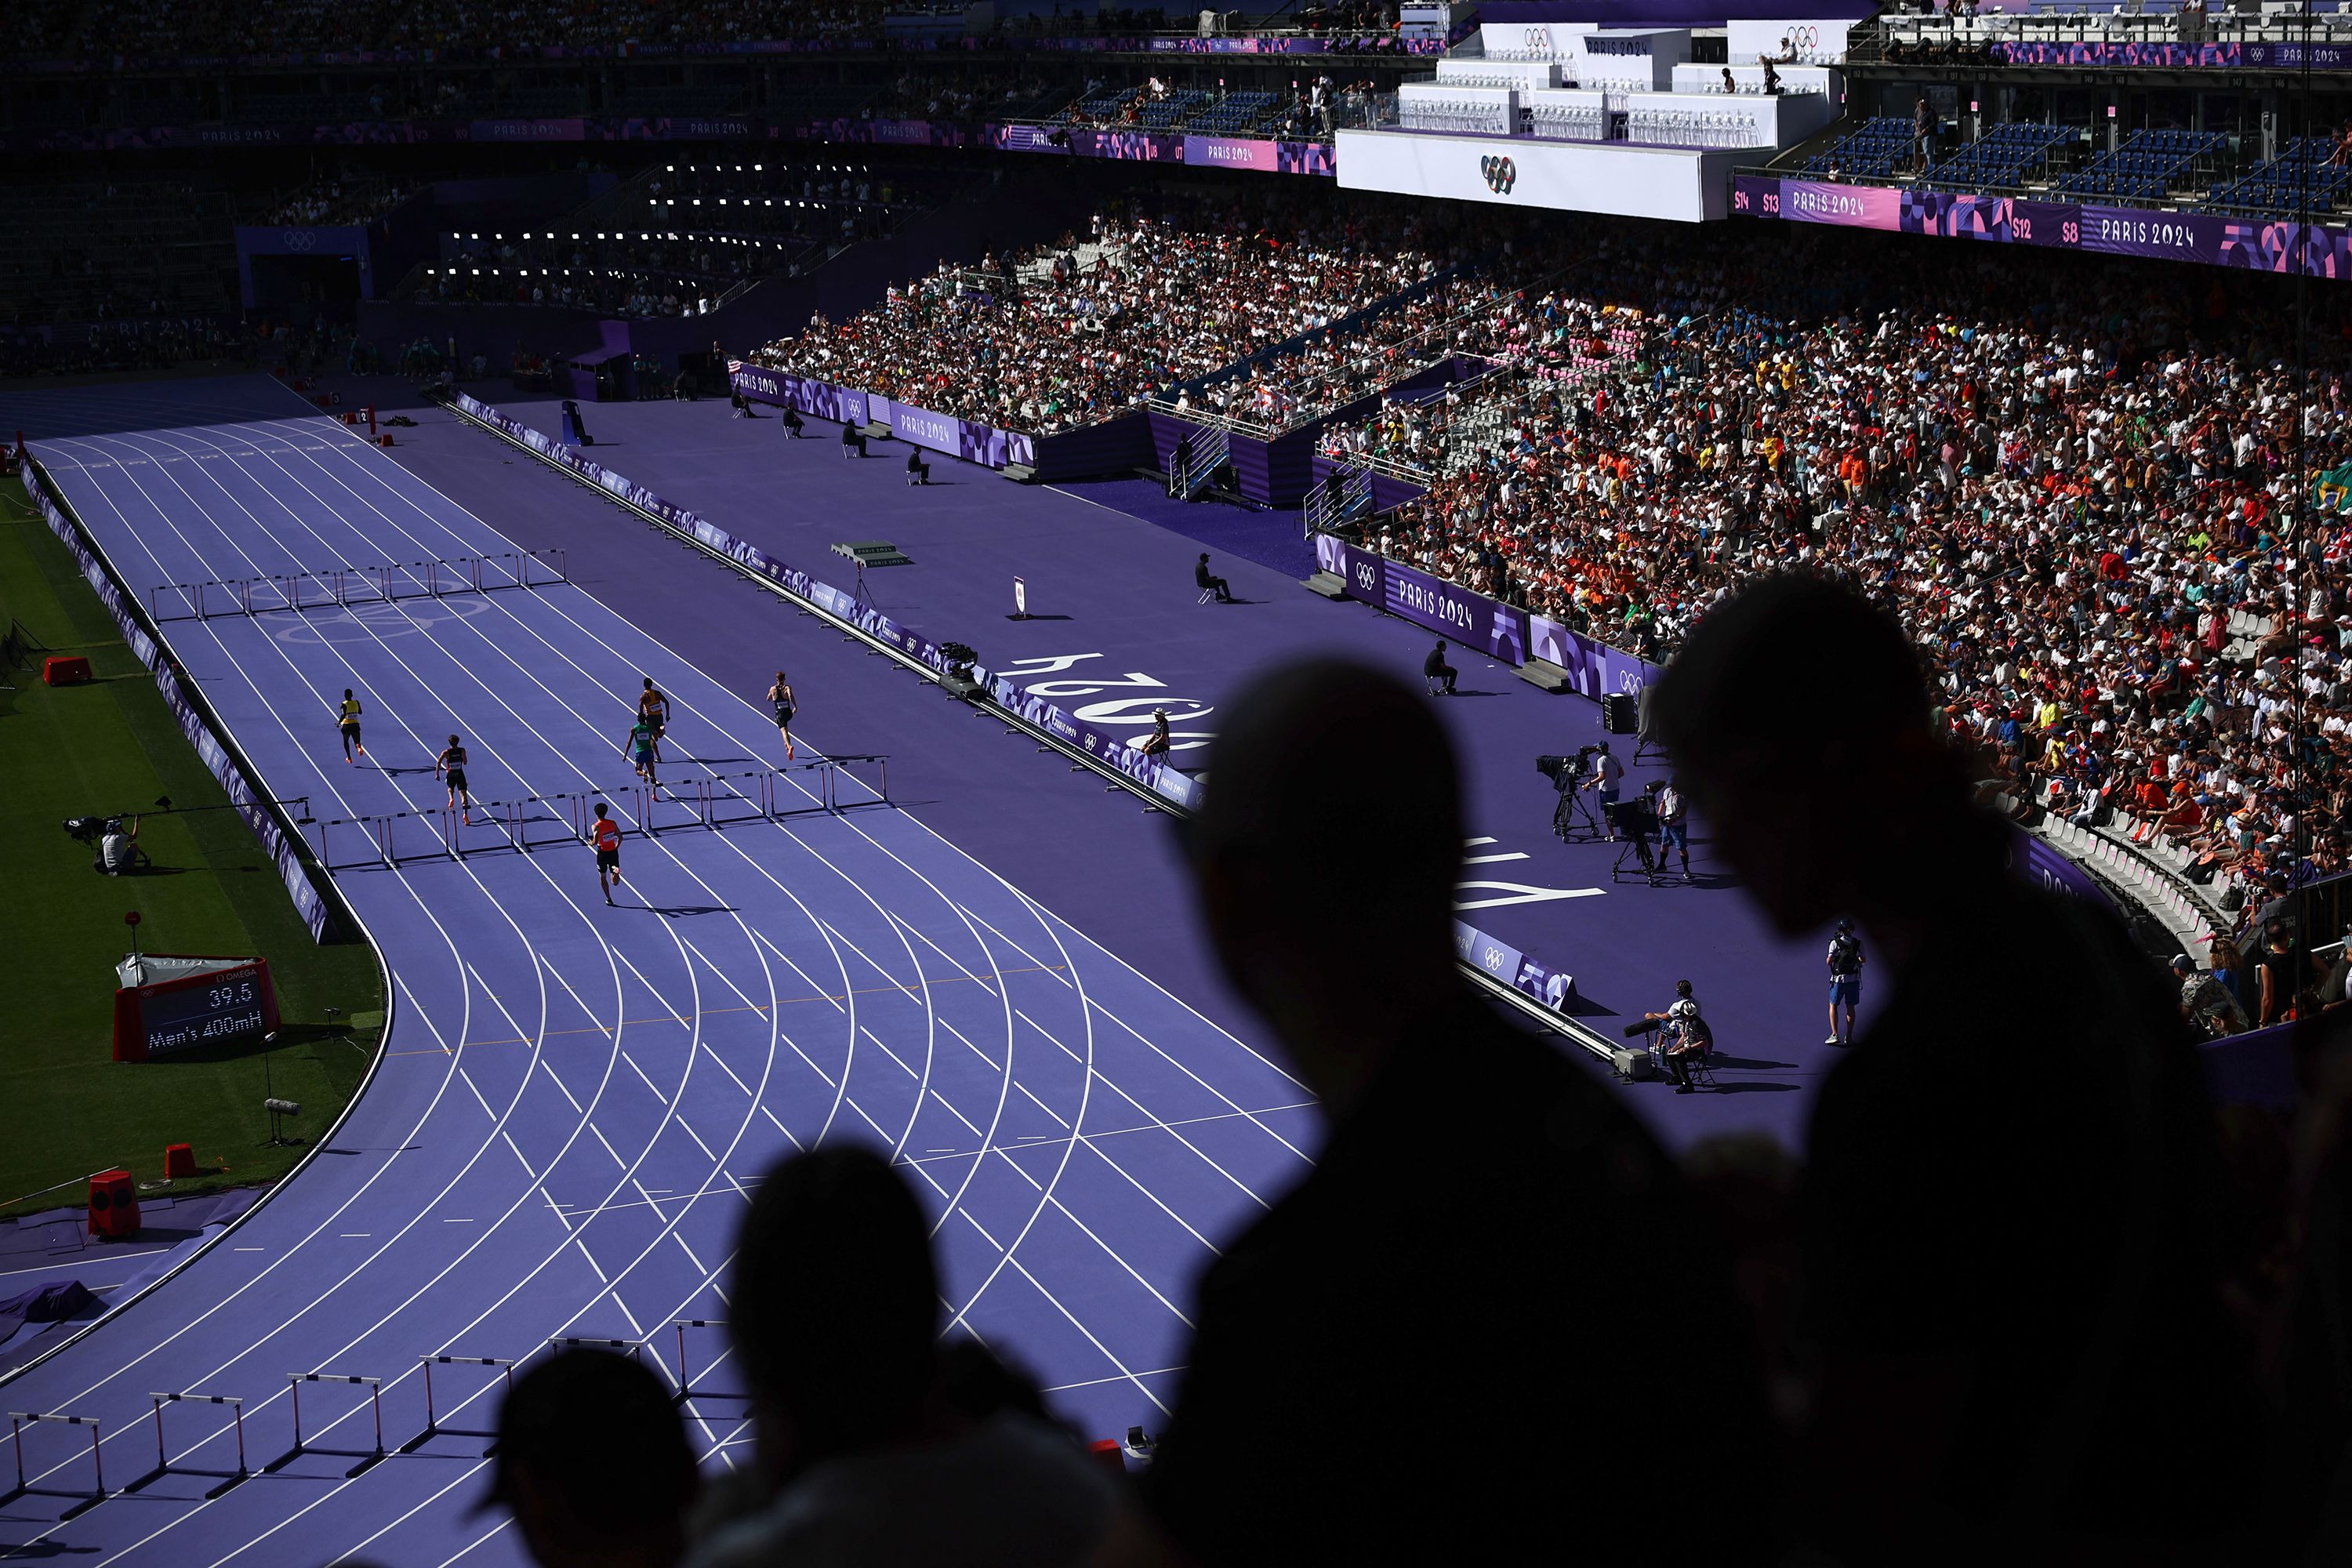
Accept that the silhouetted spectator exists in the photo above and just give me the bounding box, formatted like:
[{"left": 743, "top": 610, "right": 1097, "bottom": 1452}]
[
  {"left": 687, "top": 1145, "right": 1112, "bottom": 1568},
  {"left": 480, "top": 1348, "right": 699, "bottom": 1568},
  {"left": 1120, "top": 660, "right": 1777, "bottom": 1564},
  {"left": 1650, "top": 575, "right": 2265, "bottom": 1560}
]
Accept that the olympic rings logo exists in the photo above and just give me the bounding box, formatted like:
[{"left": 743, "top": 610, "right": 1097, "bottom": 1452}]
[{"left": 1480, "top": 154, "right": 1517, "bottom": 194}]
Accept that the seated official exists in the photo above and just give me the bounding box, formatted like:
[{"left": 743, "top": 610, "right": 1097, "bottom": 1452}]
[
  {"left": 906, "top": 449, "right": 931, "bottom": 485},
  {"left": 1196, "top": 554, "right": 1232, "bottom": 603},
  {"left": 781, "top": 406, "right": 804, "bottom": 438},
  {"left": 1138, "top": 708, "right": 1173, "bottom": 763},
  {"left": 841, "top": 423, "right": 866, "bottom": 458},
  {"left": 1423, "top": 639, "right": 1457, "bottom": 695}
]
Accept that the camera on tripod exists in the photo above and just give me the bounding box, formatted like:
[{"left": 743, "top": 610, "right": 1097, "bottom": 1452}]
[
  {"left": 1534, "top": 745, "right": 1603, "bottom": 789},
  {"left": 64, "top": 815, "right": 122, "bottom": 847}
]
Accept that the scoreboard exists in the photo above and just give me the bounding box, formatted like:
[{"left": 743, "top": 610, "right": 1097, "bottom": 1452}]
[{"left": 112, "top": 954, "right": 281, "bottom": 1062}]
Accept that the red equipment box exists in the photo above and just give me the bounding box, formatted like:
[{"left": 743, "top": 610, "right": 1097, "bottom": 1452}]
[
  {"left": 89, "top": 1170, "right": 140, "bottom": 1239},
  {"left": 44, "top": 655, "right": 93, "bottom": 685}
]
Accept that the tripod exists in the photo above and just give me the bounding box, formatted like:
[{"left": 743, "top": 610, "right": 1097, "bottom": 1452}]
[
  {"left": 1551, "top": 782, "right": 1606, "bottom": 844},
  {"left": 1611, "top": 831, "right": 1662, "bottom": 887}
]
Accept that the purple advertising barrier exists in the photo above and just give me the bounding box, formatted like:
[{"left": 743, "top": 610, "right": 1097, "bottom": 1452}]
[
  {"left": 1738, "top": 175, "right": 2352, "bottom": 281},
  {"left": 728, "top": 365, "right": 1041, "bottom": 470},
  {"left": 22, "top": 460, "right": 334, "bottom": 943},
  {"left": 1528, "top": 613, "right": 1661, "bottom": 700},
  {"left": 882, "top": 397, "right": 1040, "bottom": 469},
  {"left": 1184, "top": 135, "right": 1281, "bottom": 172},
  {"left": 1991, "top": 38, "right": 2352, "bottom": 70},
  {"left": 735, "top": 363, "right": 1145, "bottom": 479},
  {"left": 1454, "top": 921, "right": 1582, "bottom": 1014},
  {"left": 989, "top": 673, "right": 1203, "bottom": 811},
  {"left": 470, "top": 118, "right": 588, "bottom": 141},
  {"left": 730, "top": 365, "right": 870, "bottom": 427},
  {"left": 2199, "top": 1021, "right": 2299, "bottom": 1112},
  {"left": 2014, "top": 832, "right": 2114, "bottom": 913},
  {"left": 1776, "top": 180, "right": 1902, "bottom": 230},
  {"left": 1314, "top": 534, "right": 1531, "bottom": 667}
]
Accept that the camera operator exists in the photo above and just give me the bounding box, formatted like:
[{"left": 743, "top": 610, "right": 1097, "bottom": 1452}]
[
  {"left": 1583, "top": 741, "right": 1624, "bottom": 837},
  {"left": 1639, "top": 980, "right": 1712, "bottom": 1095},
  {"left": 1655, "top": 776, "right": 1691, "bottom": 878},
  {"left": 99, "top": 814, "right": 143, "bottom": 876}
]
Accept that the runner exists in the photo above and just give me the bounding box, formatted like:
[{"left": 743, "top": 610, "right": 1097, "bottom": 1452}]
[
  {"left": 626, "top": 712, "right": 660, "bottom": 788},
  {"left": 767, "top": 670, "right": 797, "bottom": 761},
  {"left": 590, "top": 801, "right": 622, "bottom": 906},
  {"left": 637, "top": 677, "right": 672, "bottom": 762},
  {"left": 336, "top": 688, "right": 366, "bottom": 763},
  {"left": 435, "top": 734, "right": 474, "bottom": 825}
]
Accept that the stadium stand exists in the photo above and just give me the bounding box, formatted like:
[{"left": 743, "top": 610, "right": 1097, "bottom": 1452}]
[
  {"left": 1800, "top": 116, "right": 1917, "bottom": 179},
  {"left": 2051, "top": 128, "right": 2229, "bottom": 204},
  {"left": 2209, "top": 136, "right": 2352, "bottom": 215},
  {"left": 1918, "top": 120, "right": 2073, "bottom": 191}
]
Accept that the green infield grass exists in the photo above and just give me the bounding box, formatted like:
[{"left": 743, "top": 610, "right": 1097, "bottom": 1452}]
[{"left": 0, "top": 476, "right": 382, "bottom": 1221}]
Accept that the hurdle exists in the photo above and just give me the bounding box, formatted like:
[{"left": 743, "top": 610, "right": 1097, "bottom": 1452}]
[
  {"left": 4, "top": 1411, "right": 109, "bottom": 1519},
  {"left": 544, "top": 1334, "right": 644, "bottom": 1363},
  {"left": 397, "top": 1355, "right": 516, "bottom": 1456},
  {"left": 128, "top": 1392, "right": 249, "bottom": 1497},
  {"left": 263, "top": 1372, "right": 386, "bottom": 1477},
  {"left": 143, "top": 550, "right": 569, "bottom": 626},
  {"left": 670, "top": 1320, "right": 749, "bottom": 1404}
]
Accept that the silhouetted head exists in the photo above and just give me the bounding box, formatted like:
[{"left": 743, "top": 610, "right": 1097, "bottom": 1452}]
[
  {"left": 1650, "top": 575, "right": 1975, "bottom": 936},
  {"left": 479, "top": 1348, "right": 698, "bottom": 1568},
  {"left": 1184, "top": 661, "right": 1461, "bottom": 1104},
  {"left": 731, "top": 1145, "right": 938, "bottom": 1480}
]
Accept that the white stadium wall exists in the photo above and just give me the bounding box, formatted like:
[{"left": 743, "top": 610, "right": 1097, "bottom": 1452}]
[{"left": 1334, "top": 130, "right": 1738, "bottom": 222}]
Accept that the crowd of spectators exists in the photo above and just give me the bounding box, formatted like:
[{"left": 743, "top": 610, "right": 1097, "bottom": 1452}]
[
  {"left": 9, "top": 0, "right": 1420, "bottom": 62},
  {"left": 750, "top": 196, "right": 1497, "bottom": 435},
  {"left": 256, "top": 176, "right": 415, "bottom": 228},
  {"left": 0, "top": 316, "right": 239, "bottom": 378},
  {"left": 1305, "top": 222, "right": 2352, "bottom": 935},
  {"left": 9, "top": 0, "right": 892, "bottom": 62}
]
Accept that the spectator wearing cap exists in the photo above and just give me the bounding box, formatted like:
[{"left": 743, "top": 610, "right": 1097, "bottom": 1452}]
[
  {"left": 686, "top": 1145, "right": 1112, "bottom": 1568},
  {"left": 480, "top": 1348, "right": 700, "bottom": 1568},
  {"left": 2173, "top": 953, "right": 2249, "bottom": 1037}
]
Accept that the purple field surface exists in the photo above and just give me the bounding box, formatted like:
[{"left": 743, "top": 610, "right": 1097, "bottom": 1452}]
[{"left": 392, "top": 385, "right": 1844, "bottom": 1123}]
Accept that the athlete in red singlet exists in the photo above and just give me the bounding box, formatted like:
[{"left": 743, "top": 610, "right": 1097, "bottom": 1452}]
[{"left": 591, "top": 802, "right": 622, "bottom": 906}]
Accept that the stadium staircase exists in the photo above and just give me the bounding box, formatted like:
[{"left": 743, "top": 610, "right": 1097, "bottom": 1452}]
[
  {"left": 1302, "top": 464, "right": 1374, "bottom": 532},
  {"left": 1171, "top": 426, "right": 1232, "bottom": 500}
]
